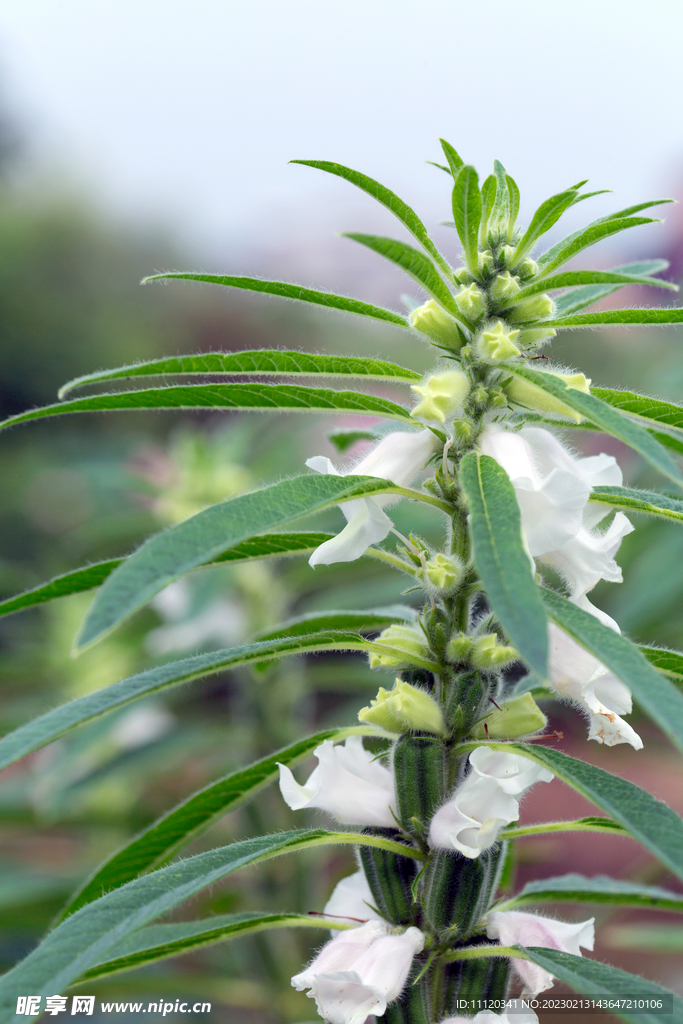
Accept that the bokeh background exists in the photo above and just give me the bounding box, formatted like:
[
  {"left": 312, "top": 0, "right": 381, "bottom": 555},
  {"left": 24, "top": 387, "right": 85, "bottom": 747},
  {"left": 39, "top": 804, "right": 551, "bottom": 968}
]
[{"left": 0, "top": 2, "right": 683, "bottom": 1021}]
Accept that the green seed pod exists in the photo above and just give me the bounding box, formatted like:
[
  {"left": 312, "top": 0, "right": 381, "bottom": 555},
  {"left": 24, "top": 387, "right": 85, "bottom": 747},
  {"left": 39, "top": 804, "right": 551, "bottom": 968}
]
[
  {"left": 422, "top": 845, "right": 503, "bottom": 935},
  {"left": 393, "top": 734, "right": 446, "bottom": 835},
  {"left": 443, "top": 954, "right": 511, "bottom": 1017},
  {"left": 443, "top": 669, "right": 487, "bottom": 733},
  {"left": 358, "top": 828, "right": 419, "bottom": 925},
  {"left": 378, "top": 966, "right": 431, "bottom": 1024}
]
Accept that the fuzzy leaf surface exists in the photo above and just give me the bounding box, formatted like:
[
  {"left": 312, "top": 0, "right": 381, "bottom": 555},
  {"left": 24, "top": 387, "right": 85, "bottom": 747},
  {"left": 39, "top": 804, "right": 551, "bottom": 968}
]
[
  {"left": 640, "top": 645, "right": 683, "bottom": 681},
  {"left": 592, "top": 387, "right": 683, "bottom": 442},
  {"left": 342, "top": 233, "right": 458, "bottom": 314},
  {"left": 514, "top": 270, "right": 677, "bottom": 301},
  {"left": 543, "top": 308, "right": 683, "bottom": 328},
  {"left": 452, "top": 165, "right": 481, "bottom": 272},
  {"left": 253, "top": 604, "right": 417, "bottom": 642},
  {"left": 590, "top": 485, "right": 683, "bottom": 524},
  {"left": 498, "top": 874, "right": 683, "bottom": 913},
  {"left": 552, "top": 259, "right": 670, "bottom": 315},
  {"left": 537, "top": 216, "right": 658, "bottom": 276},
  {"left": 513, "top": 188, "right": 578, "bottom": 262}
]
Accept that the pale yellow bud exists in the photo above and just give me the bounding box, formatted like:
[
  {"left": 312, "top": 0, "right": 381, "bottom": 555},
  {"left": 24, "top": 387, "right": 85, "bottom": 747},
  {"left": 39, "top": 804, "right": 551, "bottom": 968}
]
[
  {"left": 506, "top": 371, "right": 591, "bottom": 423},
  {"left": 446, "top": 633, "right": 472, "bottom": 664},
  {"left": 516, "top": 257, "right": 539, "bottom": 280},
  {"left": 507, "top": 294, "right": 555, "bottom": 323},
  {"left": 489, "top": 271, "right": 521, "bottom": 305},
  {"left": 478, "top": 250, "right": 495, "bottom": 276},
  {"left": 409, "top": 300, "right": 461, "bottom": 348},
  {"left": 358, "top": 678, "right": 446, "bottom": 736},
  {"left": 410, "top": 370, "right": 471, "bottom": 424},
  {"left": 470, "top": 633, "right": 519, "bottom": 670},
  {"left": 454, "top": 267, "right": 474, "bottom": 285},
  {"left": 368, "top": 624, "right": 431, "bottom": 670},
  {"left": 472, "top": 692, "right": 547, "bottom": 739},
  {"left": 424, "top": 552, "right": 464, "bottom": 595},
  {"left": 475, "top": 321, "right": 521, "bottom": 363},
  {"left": 455, "top": 284, "right": 487, "bottom": 322},
  {"left": 517, "top": 327, "right": 557, "bottom": 347}
]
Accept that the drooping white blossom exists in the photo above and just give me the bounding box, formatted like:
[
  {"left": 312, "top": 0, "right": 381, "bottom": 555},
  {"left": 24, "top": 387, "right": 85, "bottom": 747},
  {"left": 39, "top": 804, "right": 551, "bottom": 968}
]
[
  {"left": 486, "top": 909, "right": 594, "bottom": 997},
  {"left": 278, "top": 736, "right": 396, "bottom": 827},
  {"left": 292, "top": 920, "right": 425, "bottom": 1024},
  {"left": 323, "top": 870, "right": 382, "bottom": 927},
  {"left": 306, "top": 429, "right": 438, "bottom": 566},
  {"left": 429, "top": 747, "right": 554, "bottom": 858}
]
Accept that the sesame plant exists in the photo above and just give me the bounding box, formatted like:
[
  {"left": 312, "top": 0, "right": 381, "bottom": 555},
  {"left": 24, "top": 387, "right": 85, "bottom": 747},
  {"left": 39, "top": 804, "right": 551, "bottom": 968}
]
[{"left": 2, "top": 142, "right": 683, "bottom": 1024}]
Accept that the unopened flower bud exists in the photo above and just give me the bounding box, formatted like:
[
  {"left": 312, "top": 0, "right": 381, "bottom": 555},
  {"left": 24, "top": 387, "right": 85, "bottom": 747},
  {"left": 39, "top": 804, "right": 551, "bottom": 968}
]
[
  {"left": 358, "top": 678, "right": 446, "bottom": 736},
  {"left": 489, "top": 271, "right": 521, "bottom": 305},
  {"left": 369, "top": 624, "right": 431, "bottom": 670},
  {"left": 409, "top": 299, "right": 461, "bottom": 348},
  {"left": 410, "top": 370, "right": 471, "bottom": 424},
  {"left": 446, "top": 633, "right": 472, "bottom": 664},
  {"left": 507, "top": 294, "right": 555, "bottom": 324},
  {"left": 424, "top": 552, "right": 464, "bottom": 595},
  {"left": 453, "top": 417, "right": 473, "bottom": 443},
  {"left": 499, "top": 244, "right": 517, "bottom": 267},
  {"left": 471, "top": 633, "right": 519, "bottom": 670},
  {"left": 472, "top": 692, "right": 548, "bottom": 739},
  {"left": 453, "top": 267, "right": 474, "bottom": 285},
  {"left": 516, "top": 257, "right": 539, "bottom": 280},
  {"left": 489, "top": 387, "right": 508, "bottom": 408},
  {"left": 475, "top": 320, "right": 521, "bottom": 362},
  {"left": 470, "top": 384, "right": 488, "bottom": 406},
  {"left": 478, "top": 250, "right": 495, "bottom": 277},
  {"left": 455, "top": 283, "right": 487, "bottom": 322},
  {"left": 506, "top": 371, "right": 591, "bottom": 423},
  {"left": 517, "top": 327, "right": 557, "bottom": 347}
]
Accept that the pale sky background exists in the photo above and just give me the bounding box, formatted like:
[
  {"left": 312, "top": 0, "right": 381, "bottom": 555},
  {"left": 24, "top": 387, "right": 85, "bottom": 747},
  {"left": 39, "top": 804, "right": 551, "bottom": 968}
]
[{"left": 1, "top": 0, "right": 683, "bottom": 275}]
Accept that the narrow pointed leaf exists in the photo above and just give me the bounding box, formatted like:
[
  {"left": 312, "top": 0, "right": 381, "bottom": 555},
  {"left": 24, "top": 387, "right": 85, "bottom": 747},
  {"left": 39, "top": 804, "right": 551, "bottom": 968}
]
[
  {"left": 58, "top": 351, "right": 421, "bottom": 398},
  {"left": 541, "top": 587, "right": 683, "bottom": 755},
  {"left": 522, "top": 948, "right": 681, "bottom": 1024},
  {"left": 514, "top": 270, "right": 677, "bottom": 301},
  {"left": 0, "top": 630, "right": 433, "bottom": 774},
  {"left": 508, "top": 366, "right": 683, "bottom": 485},
  {"left": 505, "top": 174, "right": 520, "bottom": 238},
  {"left": 290, "top": 159, "right": 452, "bottom": 274},
  {"left": 82, "top": 912, "right": 345, "bottom": 981},
  {"left": 468, "top": 741, "right": 683, "bottom": 882},
  {"left": 254, "top": 604, "right": 417, "bottom": 643},
  {"left": 537, "top": 216, "right": 658, "bottom": 275},
  {"left": 77, "top": 473, "right": 447, "bottom": 649},
  {"left": 459, "top": 453, "right": 548, "bottom": 676},
  {"left": 593, "top": 198, "right": 674, "bottom": 222},
  {"left": 479, "top": 174, "right": 496, "bottom": 246},
  {"left": 543, "top": 308, "right": 683, "bottom": 328},
  {"left": 592, "top": 387, "right": 683, "bottom": 443},
  {"left": 0, "top": 829, "right": 422, "bottom": 1011},
  {"left": 439, "top": 138, "right": 464, "bottom": 177},
  {"left": 489, "top": 159, "right": 510, "bottom": 233},
  {"left": 60, "top": 726, "right": 383, "bottom": 918},
  {"left": 0, "top": 534, "right": 336, "bottom": 621},
  {"left": 640, "top": 645, "right": 683, "bottom": 680},
  {"left": 142, "top": 273, "right": 408, "bottom": 326},
  {"left": 497, "top": 874, "right": 683, "bottom": 913},
  {"left": 553, "top": 259, "right": 671, "bottom": 315},
  {"left": 0, "top": 383, "right": 413, "bottom": 434},
  {"left": 452, "top": 165, "right": 481, "bottom": 273},
  {"left": 342, "top": 233, "right": 458, "bottom": 314},
  {"left": 512, "top": 188, "right": 578, "bottom": 262},
  {"left": 590, "top": 485, "right": 683, "bottom": 524},
  {"left": 502, "top": 817, "right": 628, "bottom": 839}
]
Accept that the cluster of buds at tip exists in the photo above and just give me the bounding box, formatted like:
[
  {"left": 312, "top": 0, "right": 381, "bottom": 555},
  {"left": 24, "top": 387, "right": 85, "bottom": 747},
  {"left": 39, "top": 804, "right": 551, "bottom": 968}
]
[
  {"left": 472, "top": 692, "right": 547, "bottom": 739},
  {"left": 358, "top": 678, "right": 447, "bottom": 736},
  {"left": 408, "top": 299, "right": 462, "bottom": 348},
  {"left": 506, "top": 371, "right": 591, "bottom": 423},
  {"left": 474, "top": 320, "right": 521, "bottom": 362},
  {"left": 368, "top": 623, "right": 431, "bottom": 670},
  {"left": 454, "top": 283, "right": 487, "bottom": 322},
  {"left": 423, "top": 552, "right": 465, "bottom": 596},
  {"left": 410, "top": 370, "right": 471, "bottom": 424}
]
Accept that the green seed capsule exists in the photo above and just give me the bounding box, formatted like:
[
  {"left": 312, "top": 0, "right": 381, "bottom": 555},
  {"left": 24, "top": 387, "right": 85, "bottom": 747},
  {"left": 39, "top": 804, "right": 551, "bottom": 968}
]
[
  {"left": 422, "top": 845, "right": 503, "bottom": 935},
  {"left": 358, "top": 828, "right": 419, "bottom": 925},
  {"left": 393, "top": 734, "right": 446, "bottom": 836},
  {"left": 443, "top": 954, "right": 511, "bottom": 1017},
  {"left": 379, "top": 967, "right": 431, "bottom": 1024}
]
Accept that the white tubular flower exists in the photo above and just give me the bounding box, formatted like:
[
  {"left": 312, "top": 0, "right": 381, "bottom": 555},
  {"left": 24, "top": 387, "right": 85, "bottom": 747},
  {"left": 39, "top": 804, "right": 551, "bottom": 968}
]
[
  {"left": 486, "top": 910, "right": 594, "bottom": 997},
  {"left": 323, "top": 870, "right": 382, "bottom": 927},
  {"left": 549, "top": 624, "right": 643, "bottom": 749},
  {"left": 542, "top": 512, "right": 634, "bottom": 601},
  {"left": 429, "top": 748, "right": 553, "bottom": 858},
  {"left": 306, "top": 429, "right": 438, "bottom": 567},
  {"left": 292, "top": 921, "right": 425, "bottom": 1024},
  {"left": 441, "top": 1011, "right": 539, "bottom": 1024},
  {"left": 278, "top": 736, "right": 396, "bottom": 827}
]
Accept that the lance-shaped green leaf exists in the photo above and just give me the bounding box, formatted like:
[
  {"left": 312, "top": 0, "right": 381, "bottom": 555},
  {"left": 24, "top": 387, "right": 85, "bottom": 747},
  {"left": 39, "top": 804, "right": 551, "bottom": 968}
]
[
  {"left": 541, "top": 587, "right": 683, "bottom": 755},
  {"left": 0, "top": 534, "right": 336, "bottom": 621},
  {"left": 0, "top": 631, "right": 436, "bottom": 774},
  {"left": 489, "top": 160, "right": 510, "bottom": 234},
  {"left": 82, "top": 912, "right": 347, "bottom": 981},
  {"left": 479, "top": 174, "right": 496, "bottom": 247},
  {"left": 496, "top": 873, "right": 683, "bottom": 913},
  {"left": 640, "top": 644, "right": 683, "bottom": 681},
  {"left": 459, "top": 453, "right": 548, "bottom": 677},
  {"left": 512, "top": 187, "right": 578, "bottom": 262},
  {"left": 590, "top": 485, "right": 683, "bottom": 525},
  {"left": 502, "top": 817, "right": 628, "bottom": 840},
  {"left": 553, "top": 259, "right": 671, "bottom": 316},
  {"left": 542, "top": 307, "right": 683, "bottom": 328},
  {"left": 593, "top": 198, "right": 675, "bottom": 222},
  {"left": 537, "top": 216, "right": 659, "bottom": 275},
  {"left": 142, "top": 272, "right": 408, "bottom": 327},
  {"left": 77, "top": 473, "right": 449, "bottom": 649},
  {"left": 342, "top": 234, "right": 458, "bottom": 315},
  {"left": 0, "top": 383, "right": 413, "bottom": 434},
  {"left": 439, "top": 138, "right": 464, "bottom": 178},
  {"left": 452, "top": 165, "right": 481, "bottom": 273},
  {"left": 58, "top": 350, "right": 422, "bottom": 398},
  {"left": 461, "top": 741, "right": 683, "bottom": 882},
  {"left": 507, "top": 366, "right": 683, "bottom": 486},
  {"left": 290, "top": 159, "right": 452, "bottom": 275},
  {"left": 60, "top": 726, "right": 385, "bottom": 918},
  {"left": 506, "top": 174, "right": 520, "bottom": 239},
  {"left": 513, "top": 270, "right": 677, "bottom": 302},
  {"left": 0, "top": 829, "right": 423, "bottom": 1012},
  {"left": 521, "top": 948, "right": 682, "bottom": 1024},
  {"left": 253, "top": 604, "right": 417, "bottom": 643},
  {"left": 592, "top": 386, "right": 683, "bottom": 442}
]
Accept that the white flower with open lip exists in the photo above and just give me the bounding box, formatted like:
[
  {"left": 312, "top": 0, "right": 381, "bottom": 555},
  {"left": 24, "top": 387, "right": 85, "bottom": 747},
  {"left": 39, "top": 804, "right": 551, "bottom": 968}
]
[
  {"left": 486, "top": 909, "right": 594, "bottom": 997},
  {"left": 306, "top": 429, "right": 438, "bottom": 567},
  {"left": 323, "top": 870, "right": 382, "bottom": 927},
  {"left": 429, "top": 748, "right": 553, "bottom": 858},
  {"left": 292, "top": 920, "right": 425, "bottom": 1024},
  {"left": 278, "top": 736, "right": 396, "bottom": 827}
]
